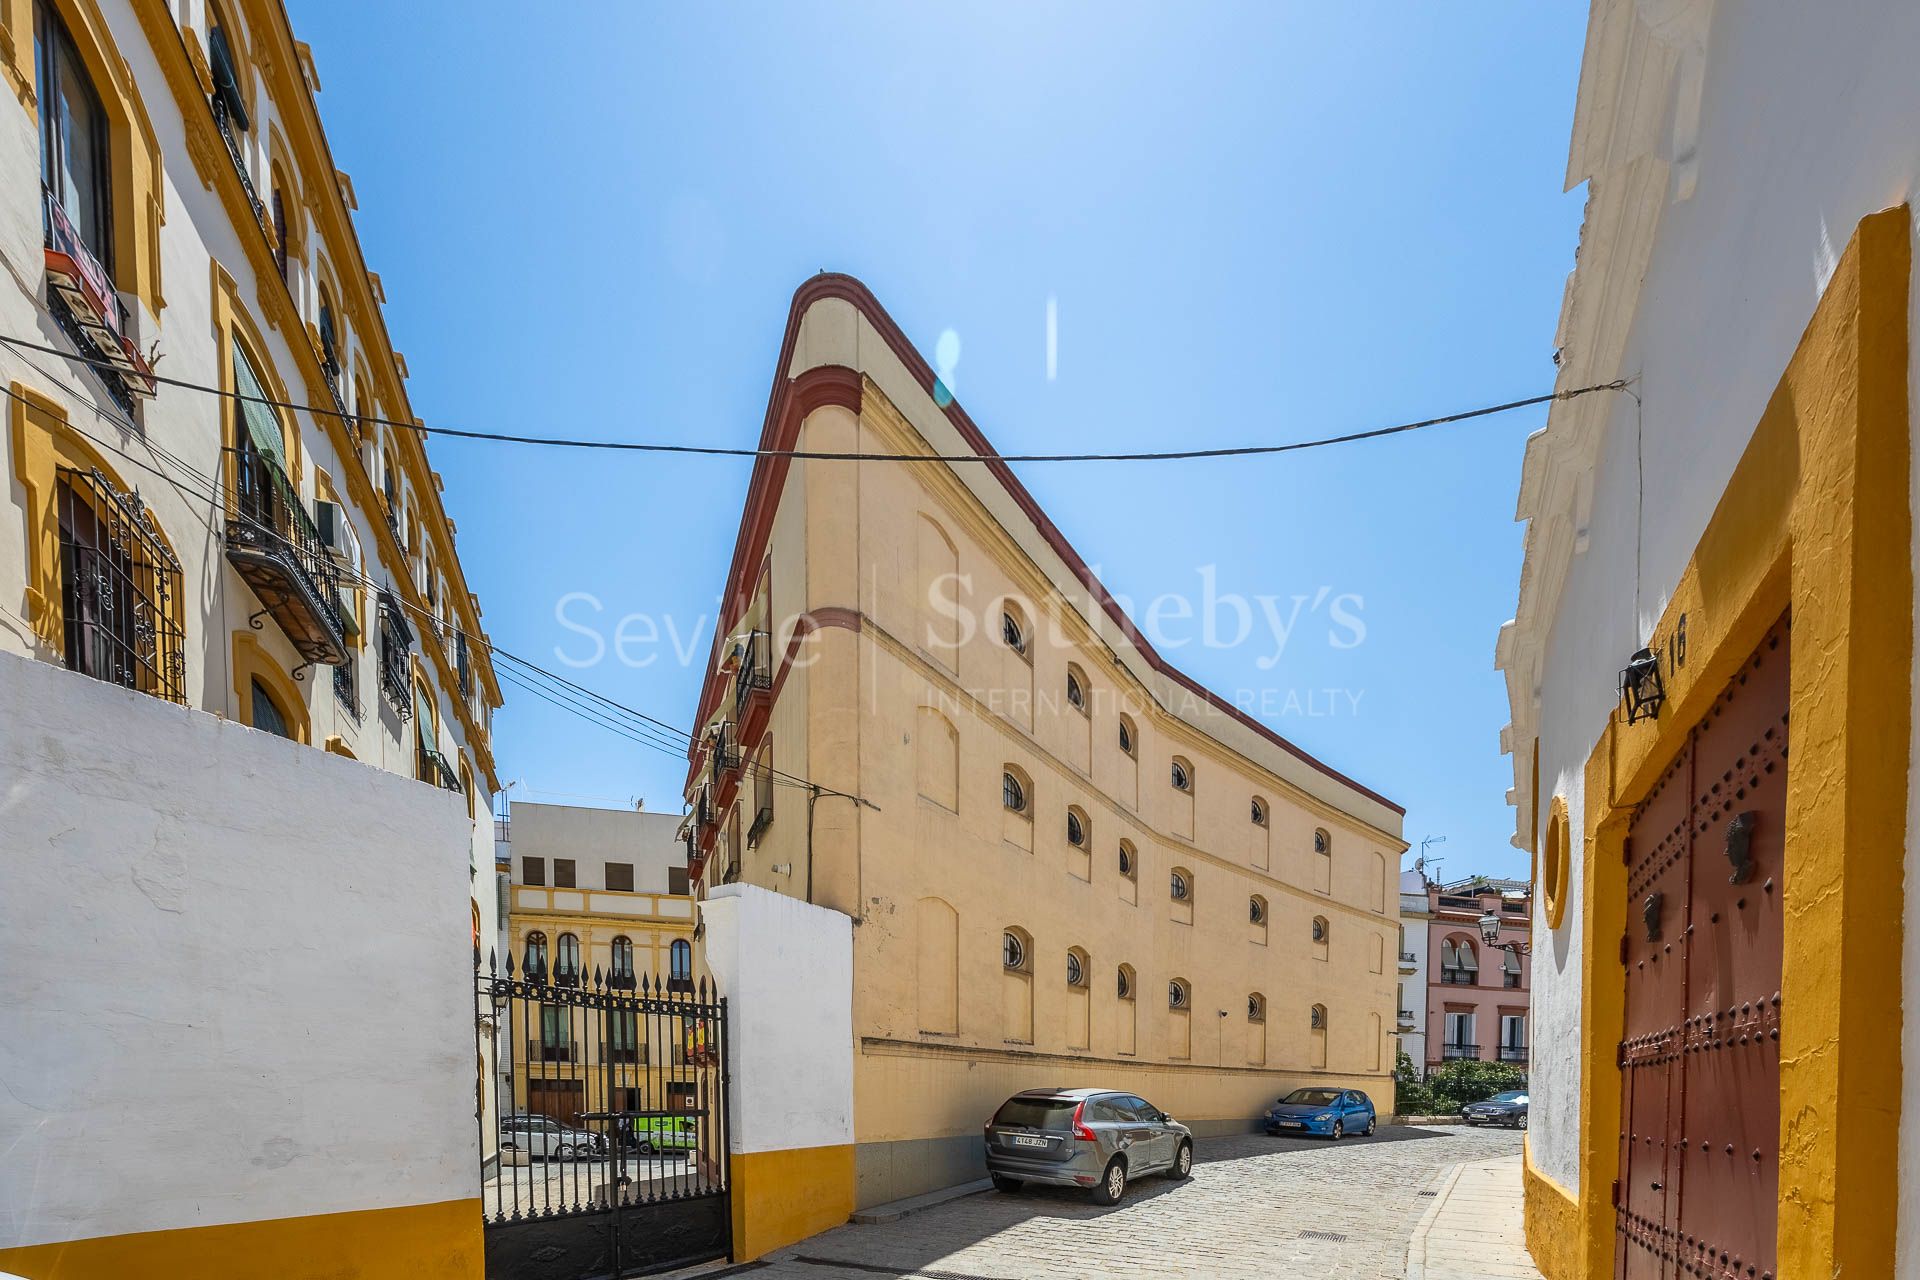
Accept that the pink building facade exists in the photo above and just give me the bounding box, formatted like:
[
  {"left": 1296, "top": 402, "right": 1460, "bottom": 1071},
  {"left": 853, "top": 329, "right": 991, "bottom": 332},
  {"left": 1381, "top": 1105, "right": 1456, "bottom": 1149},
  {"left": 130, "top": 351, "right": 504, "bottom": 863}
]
[{"left": 1424, "top": 877, "right": 1531, "bottom": 1073}]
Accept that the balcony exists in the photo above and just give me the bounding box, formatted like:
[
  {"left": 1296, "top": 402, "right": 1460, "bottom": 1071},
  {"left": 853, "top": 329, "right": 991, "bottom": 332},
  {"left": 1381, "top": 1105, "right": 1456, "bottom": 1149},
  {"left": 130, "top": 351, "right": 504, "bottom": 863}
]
[
  {"left": 1440, "top": 969, "right": 1478, "bottom": 986},
  {"left": 526, "top": 1038, "right": 573, "bottom": 1065},
  {"left": 224, "top": 443, "right": 348, "bottom": 666},
  {"left": 211, "top": 98, "right": 264, "bottom": 223},
  {"left": 1437, "top": 894, "right": 1482, "bottom": 911},
  {"left": 1499, "top": 1045, "right": 1530, "bottom": 1064},
  {"left": 43, "top": 189, "right": 154, "bottom": 408},
  {"left": 733, "top": 629, "right": 772, "bottom": 715},
  {"left": 1396, "top": 1009, "right": 1417, "bottom": 1029},
  {"left": 378, "top": 591, "right": 413, "bottom": 720},
  {"left": 1398, "top": 950, "right": 1418, "bottom": 973},
  {"left": 417, "top": 745, "right": 462, "bottom": 793},
  {"left": 708, "top": 721, "right": 739, "bottom": 794},
  {"left": 1442, "top": 1043, "right": 1480, "bottom": 1061}
]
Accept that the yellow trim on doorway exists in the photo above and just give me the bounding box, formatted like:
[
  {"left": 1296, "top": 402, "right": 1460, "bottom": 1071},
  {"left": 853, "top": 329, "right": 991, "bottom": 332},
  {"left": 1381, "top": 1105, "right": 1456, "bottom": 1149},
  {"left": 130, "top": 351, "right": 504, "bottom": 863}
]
[
  {"left": 0, "top": 1197, "right": 483, "bottom": 1280},
  {"left": 1559, "top": 205, "right": 1910, "bottom": 1279},
  {"left": 730, "top": 1142, "right": 855, "bottom": 1261},
  {"left": 1522, "top": 1137, "right": 1579, "bottom": 1280}
]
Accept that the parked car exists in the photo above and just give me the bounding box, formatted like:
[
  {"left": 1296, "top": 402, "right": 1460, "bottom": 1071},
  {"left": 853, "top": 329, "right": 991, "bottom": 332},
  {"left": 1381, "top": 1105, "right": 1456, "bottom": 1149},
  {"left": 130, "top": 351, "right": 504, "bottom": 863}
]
[
  {"left": 501, "top": 1113, "right": 606, "bottom": 1161},
  {"left": 1463, "top": 1090, "right": 1529, "bottom": 1129},
  {"left": 1263, "top": 1088, "right": 1376, "bottom": 1139},
  {"left": 628, "top": 1114, "right": 699, "bottom": 1155},
  {"left": 984, "top": 1088, "right": 1193, "bottom": 1206}
]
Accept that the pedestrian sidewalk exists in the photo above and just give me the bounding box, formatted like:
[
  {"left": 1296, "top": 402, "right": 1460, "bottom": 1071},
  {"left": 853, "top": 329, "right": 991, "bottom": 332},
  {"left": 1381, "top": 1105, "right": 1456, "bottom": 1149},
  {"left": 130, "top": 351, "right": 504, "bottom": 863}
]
[{"left": 1406, "top": 1154, "right": 1544, "bottom": 1280}]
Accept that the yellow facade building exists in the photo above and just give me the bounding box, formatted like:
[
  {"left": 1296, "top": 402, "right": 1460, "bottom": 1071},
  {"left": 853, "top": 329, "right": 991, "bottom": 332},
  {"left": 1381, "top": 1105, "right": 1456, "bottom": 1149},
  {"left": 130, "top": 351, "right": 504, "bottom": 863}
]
[{"left": 683, "top": 275, "right": 1407, "bottom": 1209}]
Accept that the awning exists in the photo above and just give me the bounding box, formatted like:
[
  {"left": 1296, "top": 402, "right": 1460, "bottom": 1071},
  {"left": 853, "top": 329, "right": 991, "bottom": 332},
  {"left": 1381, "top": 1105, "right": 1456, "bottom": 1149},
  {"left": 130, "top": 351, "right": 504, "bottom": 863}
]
[
  {"left": 1503, "top": 949, "right": 1522, "bottom": 974},
  {"left": 232, "top": 339, "right": 284, "bottom": 466}
]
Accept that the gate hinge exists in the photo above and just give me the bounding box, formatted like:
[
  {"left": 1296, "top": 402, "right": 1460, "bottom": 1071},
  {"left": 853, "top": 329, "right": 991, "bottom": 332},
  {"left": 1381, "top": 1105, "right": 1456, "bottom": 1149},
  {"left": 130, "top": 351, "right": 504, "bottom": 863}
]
[
  {"left": 1611, "top": 1178, "right": 1621, "bottom": 1208},
  {"left": 1620, "top": 935, "right": 1630, "bottom": 966}
]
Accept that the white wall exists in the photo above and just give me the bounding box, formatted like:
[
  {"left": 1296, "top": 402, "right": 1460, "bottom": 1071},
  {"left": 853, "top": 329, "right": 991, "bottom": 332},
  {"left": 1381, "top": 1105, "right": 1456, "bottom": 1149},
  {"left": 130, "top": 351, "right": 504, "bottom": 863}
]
[
  {"left": 699, "top": 885, "right": 853, "bottom": 1154},
  {"left": 0, "top": 651, "right": 479, "bottom": 1248},
  {"left": 1512, "top": 0, "right": 1920, "bottom": 1217}
]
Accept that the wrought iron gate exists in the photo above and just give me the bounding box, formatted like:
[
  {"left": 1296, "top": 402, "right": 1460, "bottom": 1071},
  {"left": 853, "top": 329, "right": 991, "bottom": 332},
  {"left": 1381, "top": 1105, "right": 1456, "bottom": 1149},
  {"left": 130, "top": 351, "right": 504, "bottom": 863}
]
[
  {"left": 476, "top": 952, "right": 731, "bottom": 1279},
  {"left": 1616, "top": 615, "right": 1786, "bottom": 1280}
]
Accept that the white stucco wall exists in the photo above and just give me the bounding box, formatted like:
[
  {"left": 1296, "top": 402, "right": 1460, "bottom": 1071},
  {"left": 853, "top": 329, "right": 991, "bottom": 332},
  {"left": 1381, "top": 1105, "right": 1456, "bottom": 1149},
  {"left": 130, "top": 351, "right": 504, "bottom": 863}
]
[
  {"left": 1511, "top": 1, "right": 1920, "bottom": 1230},
  {"left": 700, "top": 884, "right": 854, "bottom": 1155},
  {"left": 0, "top": 651, "right": 479, "bottom": 1249}
]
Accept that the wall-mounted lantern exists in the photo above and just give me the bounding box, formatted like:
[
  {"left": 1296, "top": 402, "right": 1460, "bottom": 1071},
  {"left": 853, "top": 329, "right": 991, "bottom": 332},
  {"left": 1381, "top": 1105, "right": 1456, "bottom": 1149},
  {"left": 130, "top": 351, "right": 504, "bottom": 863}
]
[
  {"left": 1620, "top": 646, "right": 1666, "bottom": 724},
  {"left": 1478, "top": 911, "right": 1531, "bottom": 957}
]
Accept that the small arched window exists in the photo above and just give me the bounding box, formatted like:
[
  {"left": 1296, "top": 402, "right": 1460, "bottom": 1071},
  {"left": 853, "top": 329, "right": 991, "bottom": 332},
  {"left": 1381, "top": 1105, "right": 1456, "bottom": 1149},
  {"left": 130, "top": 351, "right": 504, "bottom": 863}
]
[
  {"left": 1066, "top": 948, "right": 1088, "bottom": 988},
  {"left": 250, "top": 678, "right": 292, "bottom": 739},
  {"left": 1065, "top": 664, "right": 1087, "bottom": 713},
  {"left": 1251, "top": 797, "right": 1267, "bottom": 826},
  {"left": 523, "top": 931, "right": 548, "bottom": 979},
  {"left": 1003, "top": 930, "right": 1029, "bottom": 972},
  {"left": 1170, "top": 868, "right": 1191, "bottom": 901},
  {"left": 1118, "top": 715, "right": 1136, "bottom": 757},
  {"left": 318, "top": 285, "right": 341, "bottom": 375},
  {"left": 1066, "top": 806, "right": 1088, "bottom": 848},
  {"left": 555, "top": 933, "right": 581, "bottom": 984},
  {"left": 1117, "top": 964, "right": 1135, "bottom": 1000},
  {"left": 1169, "top": 978, "right": 1190, "bottom": 1009},
  {"left": 1248, "top": 992, "right": 1266, "bottom": 1023},
  {"left": 1170, "top": 757, "right": 1192, "bottom": 792},
  {"left": 1249, "top": 895, "right": 1267, "bottom": 925},
  {"left": 1314, "top": 828, "right": 1330, "bottom": 855},
  {"left": 669, "top": 938, "right": 693, "bottom": 981},
  {"left": 1310, "top": 1004, "right": 1327, "bottom": 1031},
  {"left": 1001, "top": 608, "right": 1028, "bottom": 656},
  {"left": 610, "top": 936, "right": 635, "bottom": 984},
  {"left": 1312, "top": 916, "right": 1330, "bottom": 944},
  {"left": 1118, "top": 839, "right": 1137, "bottom": 879},
  {"left": 1002, "top": 769, "right": 1029, "bottom": 814}
]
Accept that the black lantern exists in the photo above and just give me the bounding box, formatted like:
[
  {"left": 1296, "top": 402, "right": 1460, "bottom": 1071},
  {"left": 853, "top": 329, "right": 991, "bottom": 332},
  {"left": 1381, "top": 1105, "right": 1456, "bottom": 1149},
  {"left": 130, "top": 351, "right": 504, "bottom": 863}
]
[
  {"left": 1479, "top": 909, "right": 1532, "bottom": 957},
  {"left": 1620, "top": 646, "right": 1666, "bottom": 724}
]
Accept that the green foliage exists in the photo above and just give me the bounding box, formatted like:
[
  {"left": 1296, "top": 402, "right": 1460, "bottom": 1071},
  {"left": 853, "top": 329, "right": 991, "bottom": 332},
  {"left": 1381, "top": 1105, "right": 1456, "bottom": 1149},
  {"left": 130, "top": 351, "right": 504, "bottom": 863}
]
[
  {"left": 1390, "top": 1049, "right": 1527, "bottom": 1116},
  {"left": 1392, "top": 1049, "right": 1435, "bottom": 1115}
]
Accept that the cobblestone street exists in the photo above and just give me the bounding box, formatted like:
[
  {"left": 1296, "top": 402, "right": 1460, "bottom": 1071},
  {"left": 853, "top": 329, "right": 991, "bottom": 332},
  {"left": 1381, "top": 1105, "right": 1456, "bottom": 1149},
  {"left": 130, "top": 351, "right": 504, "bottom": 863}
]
[{"left": 747, "top": 1125, "right": 1530, "bottom": 1280}]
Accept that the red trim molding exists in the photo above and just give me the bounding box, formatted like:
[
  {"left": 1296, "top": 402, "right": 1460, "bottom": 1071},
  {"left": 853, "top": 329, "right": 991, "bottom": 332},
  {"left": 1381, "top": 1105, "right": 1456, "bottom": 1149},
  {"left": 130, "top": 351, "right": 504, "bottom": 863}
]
[{"left": 685, "top": 276, "right": 1402, "bottom": 818}]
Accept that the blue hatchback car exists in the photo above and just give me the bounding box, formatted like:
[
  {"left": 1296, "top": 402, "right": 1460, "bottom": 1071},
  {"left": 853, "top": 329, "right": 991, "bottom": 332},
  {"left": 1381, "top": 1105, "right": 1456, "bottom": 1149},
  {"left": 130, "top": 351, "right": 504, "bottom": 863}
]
[{"left": 1263, "top": 1087, "right": 1376, "bottom": 1139}]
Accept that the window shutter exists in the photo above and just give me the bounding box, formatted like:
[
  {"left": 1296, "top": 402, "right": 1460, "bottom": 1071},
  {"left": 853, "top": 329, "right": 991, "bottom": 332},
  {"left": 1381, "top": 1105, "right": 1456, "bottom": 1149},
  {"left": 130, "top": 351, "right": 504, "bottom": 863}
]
[
  {"left": 232, "top": 340, "right": 285, "bottom": 465},
  {"left": 1459, "top": 945, "right": 1479, "bottom": 972},
  {"left": 1503, "top": 948, "right": 1522, "bottom": 974},
  {"left": 208, "top": 27, "right": 251, "bottom": 131},
  {"left": 1439, "top": 939, "right": 1456, "bottom": 970}
]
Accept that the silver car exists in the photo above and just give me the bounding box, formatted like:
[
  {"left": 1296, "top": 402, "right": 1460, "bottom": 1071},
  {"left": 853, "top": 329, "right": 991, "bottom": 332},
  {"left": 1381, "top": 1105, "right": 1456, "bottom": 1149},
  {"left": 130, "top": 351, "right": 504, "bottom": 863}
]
[
  {"left": 501, "top": 1113, "right": 605, "bottom": 1161},
  {"left": 984, "top": 1088, "right": 1194, "bottom": 1205}
]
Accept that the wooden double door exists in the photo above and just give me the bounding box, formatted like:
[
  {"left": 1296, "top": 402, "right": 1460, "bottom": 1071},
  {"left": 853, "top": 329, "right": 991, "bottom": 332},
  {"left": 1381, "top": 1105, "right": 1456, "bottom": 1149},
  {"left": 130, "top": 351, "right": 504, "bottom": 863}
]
[{"left": 1616, "top": 617, "right": 1787, "bottom": 1280}]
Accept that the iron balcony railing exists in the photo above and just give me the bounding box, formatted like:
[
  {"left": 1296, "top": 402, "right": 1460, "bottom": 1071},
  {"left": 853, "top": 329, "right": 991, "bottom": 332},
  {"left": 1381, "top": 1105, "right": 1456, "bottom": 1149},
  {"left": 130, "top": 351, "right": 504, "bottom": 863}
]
[
  {"left": 417, "top": 745, "right": 462, "bottom": 793},
  {"left": 1437, "top": 894, "right": 1482, "bottom": 910},
  {"left": 733, "top": 629, "right": 771, "bottom": 714},
  {"left": 708, "top": 722, "right": 739, "bottom": 792},
  {"left": 746, "top": 756, "right": 774, "bottom": 846},
  {"left": 211, "top": 98, "right": 263, "bottom": 222},
  {"left": 1499, "top": 1045, "right": 1530, "bottom": 1064},
  {"left": 223, "top": 443, "right": 348, "bottom": 666},
  {"left": 378, "top": 591, "right": 413, "bottom": 720},
  {"left": 1399, "top": 951, "right": 1417, "bottom": 964},
  {"left": 333, "top": 656, "right": 361, "bottom": 722},
  {"left": 1396, "top": 1009, "right": 1417, "bottom": 1026},
  {"left": 1442, "top": 1043, "right": 1480, "bottom": 1061},
  {"left": 1440, "top": 969, "right": 1478, "bottom": 985},
  {"left": 528, "top": 1037, "right": 574, "bottom": 1064}
]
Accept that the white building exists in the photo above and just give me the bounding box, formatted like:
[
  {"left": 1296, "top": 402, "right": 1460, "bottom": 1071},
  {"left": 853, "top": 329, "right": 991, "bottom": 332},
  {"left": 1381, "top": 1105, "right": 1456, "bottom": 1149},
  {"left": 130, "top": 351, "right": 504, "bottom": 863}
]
[
  {"left": 1498, "top": 3, "right": 1920, "bottom": 1277},
  {"left": 1396, "top": 866, "right": 1431, "bottom": 1074}
]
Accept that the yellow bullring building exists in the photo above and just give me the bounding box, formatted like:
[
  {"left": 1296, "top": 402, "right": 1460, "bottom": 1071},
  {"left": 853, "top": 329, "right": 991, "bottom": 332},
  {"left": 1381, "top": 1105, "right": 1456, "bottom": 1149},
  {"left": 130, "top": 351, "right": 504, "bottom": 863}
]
[
  {"left": 683, "top": 275, "right": 1408, "bottom": 1212},
  {"left": 1500, "top": 4, "right": 1920, "bottom": 1278}
]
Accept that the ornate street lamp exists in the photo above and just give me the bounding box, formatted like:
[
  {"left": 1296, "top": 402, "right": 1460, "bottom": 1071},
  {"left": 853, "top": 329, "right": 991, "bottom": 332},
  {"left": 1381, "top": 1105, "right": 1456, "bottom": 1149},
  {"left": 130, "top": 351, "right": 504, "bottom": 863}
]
[
  {"left": 1479, "top": 910, "right": 1531, "bottom": 957},
  {"left": 1619, "top": 646, "right": 1666, "bottom": 724}
]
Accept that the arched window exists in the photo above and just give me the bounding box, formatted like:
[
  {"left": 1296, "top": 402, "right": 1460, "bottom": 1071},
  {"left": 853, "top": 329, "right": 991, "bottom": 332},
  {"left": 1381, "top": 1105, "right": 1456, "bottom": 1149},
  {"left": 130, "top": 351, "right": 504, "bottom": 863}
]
[
  {"left": 36, "top": 1, "right": 113, "bottom": 268},
  {"left": 1066, "top": 806, "right": 1088, "bottom": 848},
  {"left": 1314, "top": 828, "right": 1331, "bottom": 855},
  {"left": 318, "top": 284, "right": 341, "bottom": 377},
  {"left": 1002, "top": 768, "right": 1029, "bottom": 814},
  {"left": 1001, "top": 606, "right": 1028, "bottom": 657},
  {"left": 523, "top": 931, "right": 548, "bottom": 980},
  {"left": 1248, "top": 992, "right": 1267, "bottom": 1023},
  {"left": 1170, "top": 867, "right": 1192, "bottom": 901},
  {"left": 1117, "top": 714, "right": 1136, "bottom": 757},
  {"left": 1170, "top": 757, "right": 1192, "bottom": 792},
  {"left": 1066, "top": 948, "right": 1088, "bottom": 988},
  {"left": 1251, "top": 797, "right": 1267, "bottom": 826},
  {"left": 1002, "top": 929, "right": 1029, "bottom": 972},
  {"left": 669, "top": 938, "right": 693, "bottom": 981},
  {"left": 1117, "top": 964, "right": 1135, "bottom": 1000},
  {"left": 1310, "top": 1004, "right": 1327, "bottom": 1031},
  {"left": 1118, "top": 839, "right": 1137, "bottom": 879},
  {"left": 1169, "top": 978, "right": 1190, "bottom": 1009},
  {"left": 554, "top": 933, "right": 581, "bottom": 985},
  {"left": 250, "top": 677, "right": 292, "bottom": 739},
  {"left": 1441, "top": 936, "right": 1479, "bottom": 984},
  {"left": 1312, "top": 916, "right": 1330, "bottom": 944},
  {"left": 1065, "top": 664, "right": 1088, "bottom": 713},
  {"left": 609, "top": 936, "right": 635, "bottom": 987},
  {"left": 1249, "top": 895, "right": 1267, "bottom": 925}
]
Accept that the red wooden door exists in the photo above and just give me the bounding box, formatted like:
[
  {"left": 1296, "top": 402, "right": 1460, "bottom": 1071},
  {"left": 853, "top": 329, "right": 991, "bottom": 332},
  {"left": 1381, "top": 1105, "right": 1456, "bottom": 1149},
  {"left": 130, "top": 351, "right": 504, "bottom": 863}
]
[{"left": 1617, "top": 617, "right": 1786, "bottom": 1280}]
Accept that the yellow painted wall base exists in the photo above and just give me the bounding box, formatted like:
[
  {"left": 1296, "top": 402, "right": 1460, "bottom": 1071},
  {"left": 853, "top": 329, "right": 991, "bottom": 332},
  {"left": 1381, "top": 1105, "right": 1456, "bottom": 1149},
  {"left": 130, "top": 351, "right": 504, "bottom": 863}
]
[
  {"left": 0, "top": 1198, "right": 483, "bottom": 1280},
  {"left": 1522, "top": 1138, "right": 1579, "bottom": 1280},
  {"left": 730, "top": 1143, "right": 856, "bottom": 1262}
]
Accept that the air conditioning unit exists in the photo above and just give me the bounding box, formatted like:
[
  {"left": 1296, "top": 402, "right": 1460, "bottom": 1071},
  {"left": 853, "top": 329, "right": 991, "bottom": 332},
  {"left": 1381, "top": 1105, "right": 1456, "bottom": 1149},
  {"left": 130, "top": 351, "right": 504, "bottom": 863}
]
[{"left": 313, "top": 500, "right": 357, "bottom": 566}]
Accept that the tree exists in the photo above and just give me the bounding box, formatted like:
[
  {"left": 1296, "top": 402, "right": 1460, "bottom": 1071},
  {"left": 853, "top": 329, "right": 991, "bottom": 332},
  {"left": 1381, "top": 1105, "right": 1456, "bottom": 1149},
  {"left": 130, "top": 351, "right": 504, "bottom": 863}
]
[{"left": 1423, "top": 1059, "right": 1527, "bottom": 1114}]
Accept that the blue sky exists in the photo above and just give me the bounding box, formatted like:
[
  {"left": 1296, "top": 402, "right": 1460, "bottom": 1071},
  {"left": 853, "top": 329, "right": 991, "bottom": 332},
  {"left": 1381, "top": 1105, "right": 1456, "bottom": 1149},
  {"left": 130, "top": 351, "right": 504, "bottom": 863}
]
[{"left": 291, "top": 2, "right": 1587, "bottom": 880}]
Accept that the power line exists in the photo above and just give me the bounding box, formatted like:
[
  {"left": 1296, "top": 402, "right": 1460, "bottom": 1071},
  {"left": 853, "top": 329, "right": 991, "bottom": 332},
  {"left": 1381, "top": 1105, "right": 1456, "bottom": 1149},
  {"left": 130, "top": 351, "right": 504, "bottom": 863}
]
[{"left": 0, "top": 331, "right": 1628, "bottom": 464}]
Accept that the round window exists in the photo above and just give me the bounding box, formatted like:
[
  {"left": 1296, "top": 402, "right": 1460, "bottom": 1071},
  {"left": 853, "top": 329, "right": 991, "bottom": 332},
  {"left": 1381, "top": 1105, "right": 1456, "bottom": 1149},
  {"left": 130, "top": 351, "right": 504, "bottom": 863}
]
[
  {"left": 1118, "top": 719, "right": 1134, "bottom": 755},
  {"left": 1066, "top": 953, "right": 1084, "bottom": 986},
  {"left": 1543, "top": 796, "right": 1571, "bottom": 930},
  {"left": 1002, "top": 771, "right": 1026, "bottom": 812},
  {"left": 1118, "top": 844, "right": 1135, "bottom": 877},
  {"left": 1171, "top": 760, "right": 1191, "bottom": 791},
  {"left": 1067, "top": 811, "right": 1086, "bottom": 846},
  {"left": 1003, "top": 932, "right": 1026, "bottom": 970},
  {"left": 1118, "top": 968, "right": 1133, "bottom": 999},
  {"left": 1169, "top": 981, "right": 1188, "bottom": 1009},
  {"left": 1251, "top": 798, "right": 1265, "bottom": 825},
  {"left": 1002, "top": 611, "right": 1026, "bottom": 654},
  {"left": 1249, "top": 897, "right": 1265, "bottom": 925},
  {"left": 1066, "top": 671, "right": 1086, "bottom": 710},
  {"left": 1171, "top": 870, "right": 1190, "bottom": 901}
]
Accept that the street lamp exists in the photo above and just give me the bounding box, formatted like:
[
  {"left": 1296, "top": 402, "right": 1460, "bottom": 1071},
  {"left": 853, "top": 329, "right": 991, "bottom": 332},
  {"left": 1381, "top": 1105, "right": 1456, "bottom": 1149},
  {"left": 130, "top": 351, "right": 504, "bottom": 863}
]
[{"left": 1479, "top": 911, "right": 1531, "bottom": 957}]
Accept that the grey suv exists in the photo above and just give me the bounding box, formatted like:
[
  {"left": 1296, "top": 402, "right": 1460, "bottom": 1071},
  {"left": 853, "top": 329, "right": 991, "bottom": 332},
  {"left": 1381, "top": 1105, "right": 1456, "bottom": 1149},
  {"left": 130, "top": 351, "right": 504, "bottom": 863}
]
[{"left": 984, "top": 1088, "right": 1193, "bottom": 1205}]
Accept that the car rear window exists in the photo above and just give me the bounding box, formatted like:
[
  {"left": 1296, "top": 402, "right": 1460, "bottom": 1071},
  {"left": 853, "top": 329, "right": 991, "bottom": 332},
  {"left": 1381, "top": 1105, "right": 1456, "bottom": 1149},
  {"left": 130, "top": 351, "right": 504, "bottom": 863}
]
[
  {"left": 1282, "top": 1089, "right": 1341, "bottom": 1106},
  {"left": 993, "top": 1097, "right": 1078, "bottom": 1130}
]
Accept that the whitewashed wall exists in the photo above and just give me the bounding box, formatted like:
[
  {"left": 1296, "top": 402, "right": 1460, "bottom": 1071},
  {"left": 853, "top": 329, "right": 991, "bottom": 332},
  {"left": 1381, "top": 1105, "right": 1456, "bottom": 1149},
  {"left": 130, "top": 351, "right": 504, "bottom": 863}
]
[
  {"left": 700, "top": 885, "right": 853, "bottom": 1154},
  {"left": 0, "top": 651, "right": 478, "bottom": 1249},
  {"left": 1514, "top": 4, "right": 1920, "bottom": 1244}
]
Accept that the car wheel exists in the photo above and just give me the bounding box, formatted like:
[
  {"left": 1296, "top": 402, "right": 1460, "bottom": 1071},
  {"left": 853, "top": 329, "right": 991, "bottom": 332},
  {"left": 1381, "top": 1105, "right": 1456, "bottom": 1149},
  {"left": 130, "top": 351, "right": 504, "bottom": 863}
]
[
  {"left": 990, "top": 1174, "right": 1023, "bottom": 1194},
  {"left": 1330, "top": 1120, "right": 1344, "bottom": 1141},
  {"left": 1364, "top": 1116, "right": 1376, "bottom": 1137},
  {"left": 638, "top": 1140, "right": 654, "bottom": 1156},
  {"left": 1168, "top": 1141, "right": 1193, "bottom": 1181},
  {"left": 1517, "top": 1114, "right": 1529, "bottom": 1131},
  {"left": 553, "top": 1143, "right": 574, "bottom": 1162},
  {"left": 1090, "top": 1157, "right": 1127, "bottom": 1206}
]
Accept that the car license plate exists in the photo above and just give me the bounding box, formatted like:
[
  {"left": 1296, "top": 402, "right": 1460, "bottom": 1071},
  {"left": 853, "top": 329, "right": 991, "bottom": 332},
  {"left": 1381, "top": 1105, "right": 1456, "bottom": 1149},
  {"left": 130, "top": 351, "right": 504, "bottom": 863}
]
[
  {"left": 1278, "top": 1121, "right": 1303, "bottom": 1129},
  {"left": 1012, "top": 1135, "right": 1047, "bottom": 1148}
]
